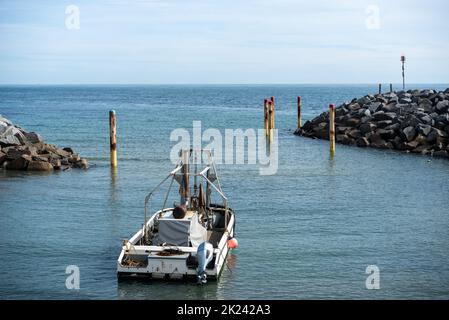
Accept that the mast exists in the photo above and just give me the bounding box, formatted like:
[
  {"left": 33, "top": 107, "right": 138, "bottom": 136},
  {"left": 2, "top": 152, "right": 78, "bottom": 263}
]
[{"left": 180, "top": 150, "right": 189, "bottom": 207}]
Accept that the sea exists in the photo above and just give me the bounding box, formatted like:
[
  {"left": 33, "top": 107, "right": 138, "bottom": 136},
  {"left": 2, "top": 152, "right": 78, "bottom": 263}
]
[{"left": 1, "top": 84, "right": 448, "bottom": 299}]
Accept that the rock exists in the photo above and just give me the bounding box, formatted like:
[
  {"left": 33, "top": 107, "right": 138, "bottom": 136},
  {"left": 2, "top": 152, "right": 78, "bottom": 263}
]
[
  {"left": 55, "top": 148, "right": 70, "bottom": 158},
  {"left": 371, "top": 139, "right": 389, "bottom": 149},
  {"left": 345, "top": 118, "right": 360, "bottom": 127},
  {"left": 427, "top": 128, "right": 447, "bottom": 143},
  {"left": 417, "top": 124, "right": 432, "bottom": 136},
  {"left": 76, "top": 159, "right": 89, "bottom": 169},
  {"left": 382, "top": 103, "right": 398, "bottom": 113},
  {"left": 27, "top": 160, "right": 53, "bottom": 171},
  {"left": 435, "top": 100, "right": 449, "bottom": 113},
  {"left": 412, "top": 145, "right": 431, "bottom": 154},
  {"left": 0, "top": 134, "right": 21, "bottom": 147},
  {"left": 50, "top": 158, "right": 61, "bottom": 170},
  {"left": 336, "top": 134, "right": 354, "bottom": 145},
  {"left": 336, "top": 126, "right": 352, "bottom": 134},
  {"left": 5, "top": 156, "right": 29, "bottom": 170},
  {"left": 356, "top": 137, "right": 370, "bottom": 147},
  {"left": 357, "top": 96, "right": 371, "bottom": 106},
  {"left": 385, "top": 123, "right": 401, "bottom": 132},
  {"left": 435, "top": 114, "right": 449, "bottom": 124},
  {"left": 61, "top": 158, "right": 70, "bottom": 165},
  {"left": 402, "top": 126, "right": 416, "bottom": 142},
  {"left": 0, "top": 114, "right": 88, "bottom": 172},
  {"left": 348, "top": 129, "right": 362, "bottom": 139},
  {"left": 414, "top": 134, "right": 428, "bottom": 146},
  {"left": 69, "top": 154, "right": 81, "bottom": 163},
  {"left": 377, "top": 129, "right": 396, "bottom": 140},
  {"left": 399, "top": 97, "right": 412, "bottom": 104},
  {"left": 367, "top": 102, "right": 382, "bottom": 113},
  {"left": 405, "top": 140, "right": 420, "bottom": 150},
  {"left": 0, "top": 151, "right": 6, "bottom": 166},
  {"left": 359, "top": 123, "right": 376, "bottom": 135},
  {"left": 294, "top": 89, "right": 449, "bottom": 162},
  {"left": 62, "top": 147, "right": 74, "bottom": 154},
  {"left": 419, "top": 114, "right": 433, "bottom": 125},
  {"left": 377, "top": 120, "right": 393, "bottom": 129},
  {"left": 392, "top": 136, "right": 406, "bottom": 150},
  {"left": 23, "top": 132, "right": 43, "bottom": 144},
  {"left": 401, "top": 115, "right": 421, "bottom": 128},
  {"left": 373, "top": 111, "right": 397, "bottom": 121},
  {"left": 348, "top": 103, "right": 361, "bottom": 111}
]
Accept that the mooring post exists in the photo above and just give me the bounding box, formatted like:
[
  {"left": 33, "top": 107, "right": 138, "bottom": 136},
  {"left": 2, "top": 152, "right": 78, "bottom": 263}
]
[
  {"left": 264, "top": 98, "right": 269, "bottom": 136},
  {"left": 268, "top": 100, "right": 273, "bottom": 142},
  {"left": 109, "top": 110, "right": 117, "bottom": 167},
  {"left": 329, "top": 104, "right": 335, "bottom": 156},
  {"left": 378, "top": 83, "right": 382, "bottom": 95},
  {"left": 390, "top": 83, "right": 393, "bottom": 92},
  {"left": 270, "top": 96, "right": 275, "bottom": 133},
  {"left": 297, "top": 96, "right": 302, "bottom": 129}
]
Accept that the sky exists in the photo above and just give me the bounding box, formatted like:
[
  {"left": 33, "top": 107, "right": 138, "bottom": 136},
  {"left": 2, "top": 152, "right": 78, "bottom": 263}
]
[{"left": 0, "top": 0, "right": 448, "bottom": 84}]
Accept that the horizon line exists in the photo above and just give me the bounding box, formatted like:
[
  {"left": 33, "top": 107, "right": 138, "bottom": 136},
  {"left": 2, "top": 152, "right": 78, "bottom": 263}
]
[{"left": 0, "top": 83, "right": 448, "bottom": 86}]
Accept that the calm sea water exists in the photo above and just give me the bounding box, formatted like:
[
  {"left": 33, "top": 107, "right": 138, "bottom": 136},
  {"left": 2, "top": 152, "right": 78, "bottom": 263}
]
[{"left": 1, "top": 84, "right": 449, "bottom": 300}]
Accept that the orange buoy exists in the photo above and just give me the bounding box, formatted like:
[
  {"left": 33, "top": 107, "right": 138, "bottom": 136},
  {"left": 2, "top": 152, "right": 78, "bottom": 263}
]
[{"left": 227, "top": 237, "right": 238, "bottom": 249}]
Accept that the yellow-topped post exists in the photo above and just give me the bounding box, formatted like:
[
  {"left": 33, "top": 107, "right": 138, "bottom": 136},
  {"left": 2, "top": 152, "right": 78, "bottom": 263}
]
[
  {"left": 264, "top": 98, "right": 269, "bottom": 136},
  {"left": 297, "top": 96, "right": 302, "bottom": 129}
]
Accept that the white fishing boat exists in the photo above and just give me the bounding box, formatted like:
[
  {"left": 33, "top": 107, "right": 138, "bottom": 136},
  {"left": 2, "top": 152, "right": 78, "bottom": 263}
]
[{"left": 117, "top": 149, "right": 237, "bottom": 284}]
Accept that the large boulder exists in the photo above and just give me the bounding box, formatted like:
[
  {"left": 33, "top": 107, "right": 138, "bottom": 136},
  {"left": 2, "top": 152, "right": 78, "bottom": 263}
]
[
  {"left": 5, "top": 156, "right": 29, "bottom": 170},
  {"left": 435, "top": 100, "right": 449, "bottom": 113},
  {"left": 401, "top": 126, "right": 416, "bottom": 142},
  {"left": 417, "top": 124, "right": 432, "bottom": 136},
  {"left": 359, "top": 123, "right": 376, "bottom": 135},
  {"left": 27, "top": 160, "right": 53, "bottom": 171},
  {"left": 427, "top": 128, "right": 447, "bottom": 143},
  {"left": 373, "top": 111, "right": 397, "bottom": 121},
  {"left": 23, "top": 132, "right": 43, "bottom": 144}
]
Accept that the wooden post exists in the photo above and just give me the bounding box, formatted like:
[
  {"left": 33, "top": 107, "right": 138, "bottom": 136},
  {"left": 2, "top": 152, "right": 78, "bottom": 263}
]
[
  {"left": 109, "top": 110, "right": 117, "bottom": 167},
  {"left": 268, "top": 100, "right": 273, "bottom": 142},
  {"left": 329, "top": 104, "right": 335, "bottom": 156},
  {"left": 378, "top": 83, "right": 382, "bottom": 95},
  {"left": 390, "top": 83, "right": 393, "bottom": 92},
  {"left": 264, "top": 98, "right": 269, "bottom": 136},
  {"left": 297, "top": 96, "right": 302, "bottom": 129},
  {"left": 270, "top": 96, "right": 275, "bottom": 133},
  {"left": 180, "top": 150, "right": 189, "bottom": 207}
]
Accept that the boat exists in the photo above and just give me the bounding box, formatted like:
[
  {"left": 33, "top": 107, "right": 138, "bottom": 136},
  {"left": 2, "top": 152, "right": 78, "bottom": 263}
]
[{"left": 117, "top": 149, "right": 237, "bottom": 283}]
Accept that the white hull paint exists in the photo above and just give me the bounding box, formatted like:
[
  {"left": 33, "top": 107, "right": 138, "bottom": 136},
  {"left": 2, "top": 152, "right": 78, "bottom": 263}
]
[{"left": 117, "top": 209, "right": 235, "bottom": 280}]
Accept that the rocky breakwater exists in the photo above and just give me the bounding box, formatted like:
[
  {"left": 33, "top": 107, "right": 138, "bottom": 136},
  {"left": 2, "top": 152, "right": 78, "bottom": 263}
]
[
  {"left": 295, "top": 88, "right": 449, "bottom": 159},
  {"left": 0, "top": 115, "right": 88, "bottom": 171}
]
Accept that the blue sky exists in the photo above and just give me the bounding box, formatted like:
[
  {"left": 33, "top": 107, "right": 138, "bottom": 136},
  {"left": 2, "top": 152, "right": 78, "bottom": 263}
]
[{"left": 0, "top": 0, "right": 448, "bottom": 84}]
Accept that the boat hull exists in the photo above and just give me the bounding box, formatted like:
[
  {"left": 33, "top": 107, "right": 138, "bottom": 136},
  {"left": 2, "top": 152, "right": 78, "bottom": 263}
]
[{"left": 117, "top": 210, "right": 235, "bottom": 282}]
